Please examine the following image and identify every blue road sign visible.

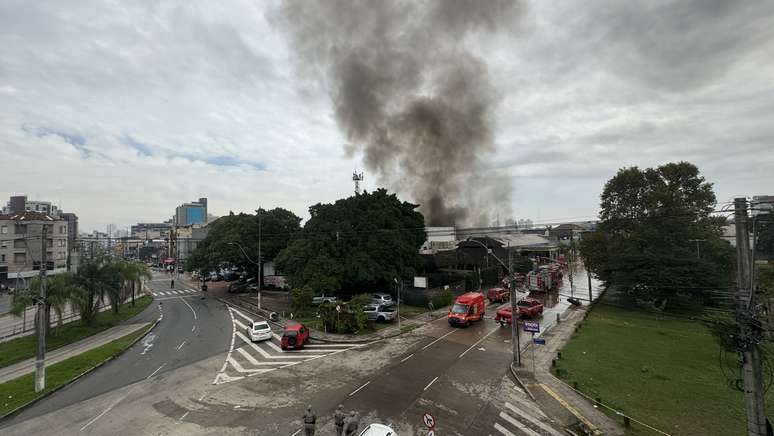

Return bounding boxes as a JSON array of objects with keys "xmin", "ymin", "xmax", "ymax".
[
  {"xmin": 523, "ymin": 321, "xmax": 540, "ymax": 333},
  {"xmin": 533, "ymin": 338, "xmax": 546, "ymax": 345}
]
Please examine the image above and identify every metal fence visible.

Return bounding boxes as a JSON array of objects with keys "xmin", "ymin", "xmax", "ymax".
[{"xmin": 0, "ymin": 299, "xmax": 112, "ymax": 342}]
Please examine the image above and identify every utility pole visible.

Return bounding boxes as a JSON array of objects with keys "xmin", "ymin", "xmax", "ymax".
[
  {"xmin": 35, "ymin": 224, "xmax": 48, "ymax": 393},
  {"xmin": 688, "ymin": 239, "xmax": 707, "ymax": 259},
  {"xmin": 509, "ymin": 242, "xmax": 521, "ymax": 366},
  {"xmin": 258, "ymin": 208, "xmax": 262, "ymax": 292},
  {"xmin": 734, "ymin": 197, "xmax": 768, "ymax": 436}
]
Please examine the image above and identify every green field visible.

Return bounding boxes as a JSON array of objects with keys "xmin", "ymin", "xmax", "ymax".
[
  {"xmin": 0, "ymin": 295, "xmax": 152, "ymax": 369},
  {"xmin": 553, "ymin": 303, "xmax": 774, "ymax": 436},
  {"xmin": 0, "ymin": 324, "xmax": 149, "ymax": 417}
]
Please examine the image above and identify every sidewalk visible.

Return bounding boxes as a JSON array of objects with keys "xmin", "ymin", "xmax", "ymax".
[
  {"xmin": 0, "ymin": 322, "xmax": 148, "ymax": 384},
  {"xmin": 512, "ymin": 307, "xmax": 624, "ymax": 436}
]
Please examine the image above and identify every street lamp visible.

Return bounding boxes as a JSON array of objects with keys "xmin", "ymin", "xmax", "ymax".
[
  {"xmin": 465, "ymin": 237, "xmax": 520, "ymax": 366},
  {"xmin": 393, "ymin": 277, "xmax": 401, "ymax": 331},
  {"xmin": 228, "ymin": 241, "xmax": 262, "ymax": 310}
]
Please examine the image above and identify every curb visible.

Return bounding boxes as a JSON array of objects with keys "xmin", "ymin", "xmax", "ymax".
[
  {"xmin": 509, "ymin": 362, "xmax": 537, "ymax": 402},
  {"xmin": 0, "ymin": 318, "xmax": 160, "ymax": 422}
]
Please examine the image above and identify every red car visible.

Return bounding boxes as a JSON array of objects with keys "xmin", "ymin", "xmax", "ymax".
[
  {"xmin": 494, "ymin": 298, "xmax": 544, "ymax": 326},
  {"xmin": 486, "ymin": 287, "xmax": 510, "ymax": 303},
  {"xmin": 281, "ymin": 323, "xmax": 310, "ymax": 350}
]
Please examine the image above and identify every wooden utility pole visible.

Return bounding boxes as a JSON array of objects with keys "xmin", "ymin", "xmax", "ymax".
[
  {"xmin": 734, "ymin": 197, "xmax": 768, "ymax": 436},
  {"xmin": 34, "ymin": 224, "xmax": 48, "ymax": 393}
]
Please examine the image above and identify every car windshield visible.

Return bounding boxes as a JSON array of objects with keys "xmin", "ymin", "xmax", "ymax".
[
  {"xmin": 283, "ymin": 331, "xmax": 298, "ymax": 337},
  {"xmin": 517, "ymin": 301, "xmax": 532, "ymax": 307},
  {"xmin": 451, "ymin": 303, "xmax": 468, "ymax": 314},
  {"xmin": 253, "ymin": 323, "xmax": 269, "ymax": 331}
]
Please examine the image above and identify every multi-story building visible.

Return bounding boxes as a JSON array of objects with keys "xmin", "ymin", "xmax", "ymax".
[
  {"xmin": 0, "ymin": 212, "xmax": 68, "ymax": 285},
  {"xmin": 2, "ymin": 195, "xmax": 63, "ymax": 218},
  {"xmin": 130, "ymin": 222, "xmax": 173, "ymax": 240},
  {"xmin": 174, "ymin": 198, "xmax": 207, "ymax": 226}
]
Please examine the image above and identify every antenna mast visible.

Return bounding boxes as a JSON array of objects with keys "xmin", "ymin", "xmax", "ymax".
[{"xmin": 352, "ymin": 171, "xmax": 364, "ymax": 195}]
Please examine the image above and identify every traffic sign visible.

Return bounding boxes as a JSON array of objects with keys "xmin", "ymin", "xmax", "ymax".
[
  {"xmin": 427, "ymin": 430, "xmax": 435, "ymax": 436},
  {"xmin": 533, "ymin": 338, "xmax": 546, "ymax": 345},
  {"xmin": 422, "ymin": 412, "xmax": 435, "ymax": 428},
  {"xmin": 523, "ymin": 321, "xmax": 540, "ymax": 333},
  {"xmin": 336, "ymin": 305, "xmax": 341, "ymax": 313}
]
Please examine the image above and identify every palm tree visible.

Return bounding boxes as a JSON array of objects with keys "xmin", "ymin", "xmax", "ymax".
[
  {"xmin": 10, "ymin": 273, "xmax": 77, "ymax": 336},
  {"xmin": 73, "ymin": 256, "xmax": 120, "ymax": 324},
  {"xmin": 117, "ymin": 260, "xmax": 151, "ymax": 308}
]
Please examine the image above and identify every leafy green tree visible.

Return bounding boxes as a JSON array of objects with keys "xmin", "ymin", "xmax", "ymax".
[
  {"xmin": 580, "ymin": 162, "xmax": 734, "ymax": 309},
  {"xmin": 275, "ymin": 189, "xmax": 426, "ymax": 294},
  {"xmin": 186, "ymin": 208, "xmax": 301, "ymax": 284},
  {"xmin": 117, "ymin": 260, "xmax": 151, "ymax": 308},
  {"xmin": 290, "ymin": 286, "xmax": 314, "ymax": 315}
]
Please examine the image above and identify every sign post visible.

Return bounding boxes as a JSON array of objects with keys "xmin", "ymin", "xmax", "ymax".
[
  {"xmin": 522, "ymin": 322, "xmax": 541, "ymax": 374},
  {"xmin": 422, "ymin": 412, "xmax": 435, "ymax": 430}
]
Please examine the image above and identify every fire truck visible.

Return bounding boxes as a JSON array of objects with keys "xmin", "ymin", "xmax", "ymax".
[{"xmin": 526, "ymin": 264, "xmax": 563, "ymax": 292}]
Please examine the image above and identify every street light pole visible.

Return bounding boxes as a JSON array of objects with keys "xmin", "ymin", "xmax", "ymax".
[
  {"xmin": 228, "ymin": 241, "xmax": 262, "ymax": 310},
  {"xmin": 35, "ymin": 224, "xmax": 48, "ymax": 392}
]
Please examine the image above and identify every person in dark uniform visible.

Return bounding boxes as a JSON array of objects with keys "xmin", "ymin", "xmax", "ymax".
[
  {"xmin": 334, "ymin": 404, "xmax": 346, "ymax": 436},
  {"xmin": 170, "ymin": 278, "xmax": 174, "ymax": 288},
  {"xmin": 303, "ymin": 405, "xmax": 316, "ymax": 436},
  {"xmin": 344, "ymin": 411, "xmax": 359, "ymax": 436}
]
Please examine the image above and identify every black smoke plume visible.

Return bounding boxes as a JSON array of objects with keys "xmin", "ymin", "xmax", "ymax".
[{"xmin": 272, "ymin": 0, "xmax": 522, "ymax": 226}]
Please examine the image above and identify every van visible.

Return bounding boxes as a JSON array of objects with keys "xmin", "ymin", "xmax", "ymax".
[{"xmin": 448, "ymin": 292, "xmax": 486, "ymax": 327}]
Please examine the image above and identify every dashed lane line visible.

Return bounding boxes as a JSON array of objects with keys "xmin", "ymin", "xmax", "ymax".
[
  {"xmin": 423, "ymin": 376, "xmax": 439, "ymax": 391},
  {"xmin": 421, "ymin": 329, "xmax": 458, "ymax": 350},
  {"xmin": 458, "ymin": 326, "xmax": 500, "ymax": 358},
  {"xmin": 348, "ymin": 381, "xmax": 370, "ymax": 397},
  {"xmin": 400, "ymin": 353, "xmax": 414, "ymax": 363},
  {"xmin": 176, "ymin": 340, "xmax": 187, "ymax": 351},
  {"xmin": 179, "ymin": 296, "xmax": 198, "ymax": 320}
]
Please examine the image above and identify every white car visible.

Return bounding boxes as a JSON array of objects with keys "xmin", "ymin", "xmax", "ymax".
[
  {"xmin": 359, "ymin": 423, "xmax": 398, "ymax": 436},
  {"xmin": 247, "ymin": 321, "xmax": 272, "ymax": 342}
]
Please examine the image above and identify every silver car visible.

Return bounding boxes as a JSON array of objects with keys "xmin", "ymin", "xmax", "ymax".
[
  {"xmin": 371, "ymin": 293, "xmax": 394, "ymax": 306},
  {"xmin": 363, "ymin": 304, "xmax": 397, "ymax": 322}
]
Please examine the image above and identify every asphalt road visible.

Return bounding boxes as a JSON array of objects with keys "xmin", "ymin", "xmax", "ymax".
[
  {"xmin": 0, "ymin": 294, "xmax": 11, "ymax": 315},
  {"xmin": 0, "ymin": 273, "xmax": 231, "ymax": 431}
]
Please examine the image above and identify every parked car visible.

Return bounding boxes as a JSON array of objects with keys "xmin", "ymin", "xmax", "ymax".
[
  {"xmin": 228, "ymin": 276, "xmax": 256, "ymax": 293},
  {"xmin": 359, "ymin": 423, "xmax": 398, "ymax": 436},
  {"xmin": 363, "ymin": 304, "xmax": 397, "ymax": 322},
  {"xmin": 312, "ymin": 295, "xmax": 338, "ymax": 305},
  {"xmin": 246, "ymin": 320, "xmax": 272, "ymax": 342},
  {"xmin": 494, "ymin": 306, "xmax": 513, "ymax": 326},
  {"xmin": 281, "ymin": 323, "xmax": 310, "ymax": 350},
  {"xmin": 486, "ymin": 287, "xmax": 510, "ymax": 303},
  {"xmin": 448, "ymin": 292, "xmax": 486, "ymax": 327},
  {"xmin": 371, "ymin": 293, "xmax": 395, "ymax": 306}
]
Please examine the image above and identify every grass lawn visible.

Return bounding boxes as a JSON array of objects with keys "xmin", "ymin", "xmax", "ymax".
[
  {"xmin": 398, "ymin": 304, "xmax": 430, "ymax": 319},
  {"xmin": 0, "ymin": 295, "xmax": 152, "ymax": 369},
  {"xmin": 553, "ymin": 303, "xmax": 774, "ymax": 436},
  {"xmin": 0, "ymin": 324, "xmax": 149, "ymax": 417}
]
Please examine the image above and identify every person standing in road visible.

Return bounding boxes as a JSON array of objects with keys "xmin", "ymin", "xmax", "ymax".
[
  {"xmin": 334, "ymin": 404, "xmax": 346, "ymax": 436},
  {"xmin": 344, "ymin": 410, "xmax": 359, "ymax": 436},
  {"xmin": 170, "ymin": 278, "xmax": 174, "ymax": 289},
  {"xmin": 303, "ymin": 405, "xmax": 317, "ymax": 436}
]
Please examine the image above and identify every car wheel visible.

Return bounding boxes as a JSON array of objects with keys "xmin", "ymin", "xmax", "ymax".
[
  {"xmin": 499, "ymin": 321, "xmax": 505, "ymax": 327},
  {"xmin": 377, "ymin": 316, "xmax": 385, "ymax": 323}
]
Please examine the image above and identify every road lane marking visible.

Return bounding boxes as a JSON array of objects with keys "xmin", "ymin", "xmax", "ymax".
[
  {"xmin": 231, "ymin": 308, "xmax": 254, "ymax": 324},
  {"xmin": 348, "ymin": 381, "xmax": 370, "ymax": 397},
  {"xmin": 304, "ymin": 343, "xmax": 355, "ymax": 348},
  {"xmin": 147, "ymin": 363, "xmax": 167, "ymax": 379},
  {"xmin": 179, "ymin": 296, "xmax": 198, "ymax": 320},
  {"xmin": 176, "ymin": 340, "xmax": 187, "ymax": 351},
  {"xmin": 494, "ymin": 422, "xmax": 517, "ymax": 436},
  {"xmin": 236, "ymin": 333, "xmax": 321, "ymax": 358},
  {"xmin": 214, "ymin": 308, "xmax": 238, "ymax": 384},
  {"xmin": 538, "ymin": 383, "xmax": 599, "ymax": 432},
  {"xmin": 191, "ymin": 325, "xmax": 196, "ymax": 332},
  {"xmin": 234, "ymin": 319, "xmax": 248, "ymax": 331},
  {"xmin": 421, "ymin": 329, "xmax": 457, "ymax": 350},
  {"xmin": 291, "ymin": 430, "xmax": 302, "ymax": 436},
  {"xmin": 178, "ymin": 411, "xmax": 190, "ymax": 422},
  {"xmin": 499, "ymin": 411, "xmax": 540, "ymax": 436},
  {"xmin": 235, "ymin": 347, "xmax": 296, "ymax": 366},
  {"xmin": 79, "ymin": 385, "xmax": 139, "ymax": 431},
  {"xmin": 504, "ymin": 402, "xmax": 563, "ymax": 436},
  {"xmin": 458, "ymin": 326, "xmax": 500, "ymax": 358},
  {"xmin": 423, "ymin": 376, "xmax": 439, "ymax": 391},
  {"xmin": 400, "ymin": 353, "xmax": 414, "ymax": 363},
  {"xmin": 227, "ymin": 356, "xmax": 274, "ymax": 373}
]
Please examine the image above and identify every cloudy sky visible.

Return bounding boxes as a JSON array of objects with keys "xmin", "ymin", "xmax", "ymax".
[{"xmin": 1, "ymin": 0, "xmax": 773, "ymax": 233}]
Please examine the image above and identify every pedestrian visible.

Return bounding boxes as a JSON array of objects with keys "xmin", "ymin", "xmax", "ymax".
[
  {"xmin": 344, "ymin": 411, "xmax": 359, "ymax": 436},
  {"xmin": 303, "ymin": 404, "xmax": 316, "ymax": 436},
  {"xmin": 170, "ymin": 278, "xmax": 174, "ymax": 289},
  {"xmin": 334, "ymin": 404, "xmax": 346, "ymax": 436}
]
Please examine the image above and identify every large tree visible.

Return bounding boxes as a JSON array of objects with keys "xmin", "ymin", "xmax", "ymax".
[
  {"xmin": 580, "ymin": 162, "xmax": 734, "ymax": 309},
  {"xmin": 275, "ymin": 189, "xmax": 426, "ymax": 294},
  {"xmin": 186, "ymin": 208, "xmax": 302, "ymax": 283}
]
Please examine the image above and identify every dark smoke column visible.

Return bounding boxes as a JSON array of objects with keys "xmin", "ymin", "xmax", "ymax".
[{"xmin": 272, "ymin": 0, "xmax": 522, "ymax": 226}]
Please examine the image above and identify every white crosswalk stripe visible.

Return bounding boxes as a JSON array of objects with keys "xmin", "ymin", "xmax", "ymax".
[
  {"xmin": 490, "ymin": 379, "xmax": 565, "ymax": 436},
  {"xmin": 215, "ymin": 306, "xmax": 368, "ymax": 383}
]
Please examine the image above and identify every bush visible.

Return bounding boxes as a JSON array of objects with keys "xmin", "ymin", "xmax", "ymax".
[
  {"xmin": 318, "ymin": 294, "xmax": 369, "ymax": 333},
  {"xmin": 431, "ymin": 290, "xmax": 454, "ymax": 308},
  {"xmin": 290, "ymin": 287, "xmax": 314, "ymax": 315}
]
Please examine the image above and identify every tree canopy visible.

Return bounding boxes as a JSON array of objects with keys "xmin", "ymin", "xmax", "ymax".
[
  {"xmin": 275, "ymin": 189, "xmax": 426, "ymax": 294},
  {"xmin": 186, "ymin": 207, "xmax": 301, "ymax": 274},
  {"xmin": 580, "ymin": 162, "xmax": 734, "ymax": 308}
]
